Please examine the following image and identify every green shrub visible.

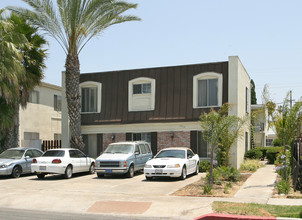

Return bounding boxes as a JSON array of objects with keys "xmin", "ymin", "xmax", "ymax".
[
  {"xmin": 199, "ymin": 160, "xmax": 210, "ymax": 172},
  {"xmin": 203, "ymin": 184, "xmax": 213, "ymax": 195},
  {"xmin": 273, "ymin": 138, "xmax": 281, "ymax": 146},
  {"xmin": 207, "ymin": 166, "xmax": 241, "ymax": 183},
  {"xmin": 244, "ymin": 148, "xmax": 262, "ymax": 160},
  {"xmin": 276, "ymin": 179, "xmax": 290, "ymax": 194},
  {"xmin": 255, "ymin": 147, "xmax": 267, "ymax": 160},
  {"xmin": 240, "ymin": 159, "xmax": 262, "ymax": 172},
  {"xmin": 266, "ymin": 147, "xmax": 282, "ymax": 164}
]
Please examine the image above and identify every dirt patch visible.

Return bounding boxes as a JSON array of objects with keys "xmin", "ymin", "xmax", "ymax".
[{"xmin": 172, "ymin": 173, "xmax": 251, "ymax": 197}]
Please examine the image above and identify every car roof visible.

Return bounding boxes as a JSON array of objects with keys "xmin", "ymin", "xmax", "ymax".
[
  {"xmin": 8, "ymin": 147, "xmax": 41, "ymax": 151},
  {"xmin": 45, "ymin": 148, "xmax": 79, "ymax": 151},
  {"xmin": 160, "ymin": 147, "xmax": 190, "ymax": 151},
  {"xmin": 109, "ymin": 141, "xmax": 149, "ymax": 145}
]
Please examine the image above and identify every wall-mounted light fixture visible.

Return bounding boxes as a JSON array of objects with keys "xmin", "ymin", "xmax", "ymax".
[
  {"xmin": 112, "ymin": 133, "xmax": 115, "ymax": 141},
  {"xmin": 170, "ymin": 131, "xmax": 174, "ymax": 139}
]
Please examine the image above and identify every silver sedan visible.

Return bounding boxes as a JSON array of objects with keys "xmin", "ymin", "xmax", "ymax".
[{"xmin": 0, "ymin": 148, "xmax": 43, "ymax": 178}]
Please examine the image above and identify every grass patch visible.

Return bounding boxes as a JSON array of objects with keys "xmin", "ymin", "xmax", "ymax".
[{"xmin": 212, "ymin": 201, "xmax": 302, "ymax": 218}]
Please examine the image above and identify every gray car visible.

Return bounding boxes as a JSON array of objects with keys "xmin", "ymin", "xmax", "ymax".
[
  {"xmin": 95, "ymin": 141, "xmax": 153, "ymax": 178},
  {"xmin": 0, "ymin": 148, "xmax": 43, "ymax": 178}
]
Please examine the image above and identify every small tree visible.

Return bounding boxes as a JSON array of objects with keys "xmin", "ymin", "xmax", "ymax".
[
  {"xmin": 219, "ymin": 114, "xmax": 248, "ymax": 167},
  {"xmin": 200, "ymin": 104, "xmax": 243, "ymax": 185},
  {"xmin": 272, "ymin": 93, "xmax": 302, "ymax": 180}
]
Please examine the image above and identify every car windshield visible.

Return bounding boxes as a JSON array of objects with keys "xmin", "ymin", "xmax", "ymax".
[
  {"xmin": 155, "ymin": 150, "xmax": 185, "ymax": 159},
  {"xmin": 0, "ymin": 149, "xmax": 25, "ymax": 159},
  {"xmin": 104, "ymin": 144, "xmax": 134, "ymax": 154},
  {"xmin": 42, "ymin": 150, "xmax": 65, "ymax": 157}
]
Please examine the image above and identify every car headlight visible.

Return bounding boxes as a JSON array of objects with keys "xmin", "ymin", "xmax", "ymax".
[
  {"xmin": 167, "ymin": 164, "xmax": 180, "ymax": 168},
  {"xmin": 0, "ymin": 164, "xmax": 8, "ymax": 168},
  {"xmin": 144, "ymin": 164, "xmax": 152, "ymax": 168}
]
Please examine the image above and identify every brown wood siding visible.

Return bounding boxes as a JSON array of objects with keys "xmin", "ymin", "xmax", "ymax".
[{"xmin": 80, "ymin": 61, "xmax": 229, "ymax": 125}]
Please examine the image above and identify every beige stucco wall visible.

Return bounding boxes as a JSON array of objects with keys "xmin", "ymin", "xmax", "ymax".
[
  {"xmin": 228, "ymin": 56, "xmax": 251, "ymax": 169},
  {"xmin": 19, "ymin": 82, "xmax": 62, "ymax": 148}
]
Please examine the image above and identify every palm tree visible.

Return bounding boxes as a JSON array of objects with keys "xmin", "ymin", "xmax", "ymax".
[
  {"xmin": 10, "ymin": 0, "xmax": 140, "ymax": 151},
  {"xmin": 1, "ymin": 13, "xmax": 47, "ymax": 150},
  {"xmin": 0, "ymin": 10, "xmax": 26, "ymax": 144}
]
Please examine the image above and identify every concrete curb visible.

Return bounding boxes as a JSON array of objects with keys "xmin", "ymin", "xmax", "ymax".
[
  {"xmin": 195, "ymin": 214, "xmax": 302, "ymax": 220},
  {"xmin": 195, "ymin": 213, "xmax": 276, "ymax": 219}
]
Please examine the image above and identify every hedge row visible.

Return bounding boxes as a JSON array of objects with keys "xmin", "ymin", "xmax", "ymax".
[{"xmin": 244, "ymin": 146, "xmax": 283, "ymax": 164}]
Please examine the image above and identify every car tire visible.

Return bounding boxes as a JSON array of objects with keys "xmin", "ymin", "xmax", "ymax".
[
  {"xmin": 180, "ymin": 166, "xmax": 187, "ymax": 180},
  {"xmin": 145, "ymin": 176, "xmax": 152, "ymax": 181},
  {"xmin": 97, "ymin": 172, "xmax": 104, "ymax": 178},
  {"xmin": 11, "ymin": 166, "xmax": 22, "ymax": 178},
  {"xmin": 194, "ymin": 163, "xmax": 199, "ymax": 175},
  {"xmin": 126, "ymin": 165, "xmax": 134, "ymax": 178},
  {"xmin": 88, "ymin": 163, "xmax": 95, "ymax": 174},
  {"xmin": 64, "ymin": 165, "xmax": 73, "ymax": 179},
  {"xmin": 37, "ymin": 174, "xmax": 45, "ymax": 179}
]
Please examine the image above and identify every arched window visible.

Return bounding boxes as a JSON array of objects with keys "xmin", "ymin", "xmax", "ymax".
[
  {"xmin": 80, "ymin": 81, "xmax": 102, "ymax": 113},
  {"xmin": 193, "ymin": 72, "xmax": 222, "ymax": 108},
  {"xmin": 128, "ymin": 77, "xmax": 155, "ymax": 111}
]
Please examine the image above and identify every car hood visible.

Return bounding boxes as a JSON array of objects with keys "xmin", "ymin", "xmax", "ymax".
[
  {"xmin": 96, "ymin": 153, "xmax": 131, "ymax": 161},
  {"xmin": 146, "ymin": 158, "xmax": 185, "ymax": 166},
  {"xmin": 0, "ymin": 158, "xmax": 16, "ymax": 165}
]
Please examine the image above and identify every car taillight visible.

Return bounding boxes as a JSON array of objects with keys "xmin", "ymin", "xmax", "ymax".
[
  {"xmin": 32, "ymin": 159, "xmax": 37, "ymax": 163},
  {"xmin": 52, "ymin": 159, "xmax": 61, "ymax": 164}
]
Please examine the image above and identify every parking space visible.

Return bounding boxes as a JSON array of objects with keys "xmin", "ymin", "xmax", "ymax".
[{"xmin": 0, "ymin": 174, "xmax": 203, "ymax": 216}]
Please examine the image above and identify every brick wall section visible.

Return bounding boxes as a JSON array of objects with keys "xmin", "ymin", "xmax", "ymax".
[
  {"xmin": 103, "ymin": 133, "xmax": 126, "ymax": 150},
  {"xmin": 157, "ymin": 131, "xmax": 191, "ymax": 151}
]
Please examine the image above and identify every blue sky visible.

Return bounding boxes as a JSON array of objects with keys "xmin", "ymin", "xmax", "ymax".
[{"xmin": 1, "ymin": 0, "xmax": 302, "ymax": 104}]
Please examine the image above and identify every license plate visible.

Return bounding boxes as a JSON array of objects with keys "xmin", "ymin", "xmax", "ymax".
[
  {"xmin": 39, "ymin": 166, "xmax": 46, "ymax": 171},
  {"xmin": 155, "ymin": 169, "xmax": 163, "ymax": 174},
  {"xmin": 106, "ymin": 169, "xmax": 112, "ymax": 173}
]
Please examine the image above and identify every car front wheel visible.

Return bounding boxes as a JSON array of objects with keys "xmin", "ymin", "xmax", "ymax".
[
  {"xmin": 11, "ymin": 166, "xmax": 22, "ymax": 178},
  {"xmin": 180, "ymin": 166, "xmax": 187, "ymax": 180},
  {"xmin": 64, "ymin": 165, "xmax": 73, "ymax": 179},
  {"xmin": 127, "ymin": 165, "xmax": 134, "ymax": 178},
  {"xmin": 37, "ymin": 174, "xmax": 45, "ymax": 179}
]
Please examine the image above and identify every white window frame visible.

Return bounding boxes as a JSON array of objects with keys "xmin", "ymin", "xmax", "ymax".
[
  {"xmin": 193, "ymin": 72, "xmax": 223, "ymax": 108},
  {"xmin": 79, "ymin": 81, "xmax": 102, "ymax": 114},
  {"xmin": 128, "ymin": 77, "xmax": 155, "ymax": 112}
]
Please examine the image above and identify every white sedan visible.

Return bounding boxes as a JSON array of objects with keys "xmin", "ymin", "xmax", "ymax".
[
  {"xmin": 144, "ymin": 148, "xmax": 199, "ymax": 180},
  {"xmin": 31, "ymin": 148, "xmax": 95, "ymax": 179}
]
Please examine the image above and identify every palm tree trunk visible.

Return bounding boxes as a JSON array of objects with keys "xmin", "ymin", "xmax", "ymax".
[
  {"xmin": 3, "ymin": 103, "xmax": 19, "ymax": 149},
  {"xmin": 65, "ymin": 50, "xmax": 85, "ymax": 151}
]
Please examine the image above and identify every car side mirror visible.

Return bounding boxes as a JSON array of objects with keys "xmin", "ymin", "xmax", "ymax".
[
  {"xmin": 25, "ymin": 156, "xmax": 30, "ymax": 160},
  {"xmin": 135, "ymin": 152, "xmax": 139, "ymax": 156}
]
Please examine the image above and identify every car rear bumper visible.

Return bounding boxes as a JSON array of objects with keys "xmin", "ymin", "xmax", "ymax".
[
  {"xmin": 31, "ymin": 164, "xmax": 66, "ymax": 175},
  {"xmin": 144, "ymin": 167, "xmax": 182, "ymax": 178}
]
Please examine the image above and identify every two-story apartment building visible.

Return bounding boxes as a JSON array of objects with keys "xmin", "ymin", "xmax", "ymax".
[
  {"xmin": 19, "ymin": 82, "xmax": 62, "ymax": 148},
  {"xmin": 62, "ymin": 56, "xmax": 251, "ymax": 168}
]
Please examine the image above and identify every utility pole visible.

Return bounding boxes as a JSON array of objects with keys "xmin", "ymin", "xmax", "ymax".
[{"xmin": 289, "ymin": 90, "xmax": 294, "ymax": 108}]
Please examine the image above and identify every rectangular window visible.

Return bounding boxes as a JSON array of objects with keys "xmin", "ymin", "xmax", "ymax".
[
  {"xmin": 54, "ymin": 95, "xmax": 62, "ymax": 111},
  {"xmin": 133, "ymin": 83, "xmax": 151, "ymax": 94},
  {"xmin": 24, "ymin": 132, "xmax": 40, "ymax": 140},
  {"xmin": 246, "ymin": 87, "xmax": 249, "ymax": 113},
  {"xmin": 198, "ymin": 79, "xmax": 218, "ymax": 107},
  {"xmin": 197, "ymin": 131, "xmax": 210, "ymax": 158},
  {"xmin": 54, "ymin": 133, "xmax": 62, "ymax": 141},
  {"xmin": 81, "ymin": 87, "xmax": 97, "ymax": 112},
  {"xmin": 245, "ymin": 132, "xmax": 249, "ymax": 152},
  {"xmin": 29, "ymin": 91, "xmax": 39, "ymax": 104},
  {"xmin": 132, "ymin": 133, "xmax": 151, "ymax": 145}
]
